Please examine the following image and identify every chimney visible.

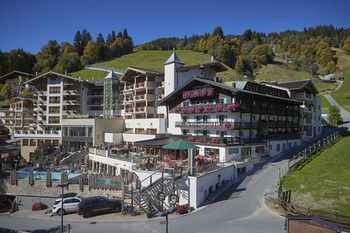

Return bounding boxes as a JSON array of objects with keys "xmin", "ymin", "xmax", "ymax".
[
  {"xmin": 211, "ymin": 56, "xmax": 215, "ymax": 62},
  {"xmin": 35, "ymin": 72, "xmax": 38, "ymax": 76}
]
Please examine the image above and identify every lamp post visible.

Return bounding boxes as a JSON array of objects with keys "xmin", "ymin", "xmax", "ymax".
[
  {"xmin": 159, "ymin": 206, "xmax": 176, "ymax": 233},
  {"xmin": 57, "ymin": 181, "xmax": 70, "ymax": 233}
]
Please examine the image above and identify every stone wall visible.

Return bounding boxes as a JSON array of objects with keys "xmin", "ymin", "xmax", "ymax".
[{"xmin": 0, "ymin": 179, "xmax": 122, "ymax": 199}]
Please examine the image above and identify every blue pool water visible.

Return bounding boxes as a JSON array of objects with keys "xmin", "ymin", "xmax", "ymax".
[{"xmin": 16, "ymin": 171, "xmax": 81, "ymax": 181}]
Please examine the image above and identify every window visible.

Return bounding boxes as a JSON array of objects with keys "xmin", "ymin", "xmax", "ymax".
[
  {"xmin": 276, "ymin": 144, "xmax": 280, "ymax": 152},
  {"xmin": 182, "ymin": 130, "xmax": 188, "ymax": 135},
  {"xmin": 255, "ymin": 146, "xmax": 265, "ymax": 154},
  {"xmin": 241, "ymin": 147, "xmax": 251, "ymax": 159},
  {"xmin": 52, "ymin": 140, "xmax": 59, "ymax": 147},
  {"xmin": 49, "ymin": 86, "xmax": 61, "ymax": 94},
  {"xmin": 228, "ymin": 148, "xmax": 239, "ymax": 154},
  {"xmin": 37, "ymin": 139, "xmax": 44, "ymax": 146},
  {"xmin": 30, "ymin": 139, "xmax": 36, "ymax": 147},
  {"xmin": 204, "ymin": 148, "xmax": 219, "ymax": 156},
  {"xmin": 49, "ymin": 106, "xmax": 60, "ymax": 114},
  {"xmin": 49, "ymin": 97, "xmax": 60, "ymax": 104},
  {"xmin": 49, "ymin": 116, "xmax": 60, "ymax": 124},
  {"xmin": 22, "ymin": 139, "xmax": 29, "ymax": 146}
]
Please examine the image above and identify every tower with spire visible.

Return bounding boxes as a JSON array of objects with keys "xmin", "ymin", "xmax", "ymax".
[{"xmin": 164, "ymin": 50, "xmax": 185, "ymax": 97}]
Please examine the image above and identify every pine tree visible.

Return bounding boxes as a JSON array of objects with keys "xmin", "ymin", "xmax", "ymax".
[
  {"xmin": 122, "ymin": 28, "xmax": 129, "ymax": 38},
  {"xmin": 73, "ymin": 30, "xmax": 82, "ymax": 55},
  {"xmin": 117, "ymin": 31, "xmax": 123, "ymax": 38},
  {"xmin": 106, "ymin": 33, "xmax": 113, "ymax": 46},
  {"xmin": 111, "ymin": 30, "xmax": 116, "ymax": 42},
  {"xmin": 81, "ymin": 29, "xmax": 92, "ymax": 52},
  {"xmin": 96, "ymin": 33, "xmax": 105, "ymax": 46}
]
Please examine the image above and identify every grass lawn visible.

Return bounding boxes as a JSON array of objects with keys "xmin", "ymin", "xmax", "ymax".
[
  {"xmin": 320, "ymin": 95, "xmax": 331, "ymax": 114},
  {"xmin": 255, "ymin": 64, "xmax": 313, "ymax": 82},
  {"xmin": 70, "ymin": 69, "xmax": 108, "ymax": 81},
  {"xmin": 71, "ymin": 50, "xmax": 243, "ymax": 82},
  {"xmin": 255, "ymin": 64, "xmax": 337, "ymax": 92},
  {"xmin": 331, "ymin": 49, "xmax": 350, "ymax": 112},
  {"xmin": 282, "ymin": 136, "xmax": 350, "ymax": 216}
]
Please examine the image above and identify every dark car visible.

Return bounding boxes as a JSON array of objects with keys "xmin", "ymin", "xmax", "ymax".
[{"xmin": 78, "ymin": 196, "xmax": 122, "ymax": 218}]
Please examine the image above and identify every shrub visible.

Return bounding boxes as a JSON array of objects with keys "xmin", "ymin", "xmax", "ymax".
[
  {"xmin": 176, "ymin": 204, "xmax": 189, "ymax": 215},
  {"xmin": 32, "ymin": 202, "xmax": 48, "ymax": 211}
]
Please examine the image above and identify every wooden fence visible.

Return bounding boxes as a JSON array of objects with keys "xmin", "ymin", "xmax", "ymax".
[
  {"xmin": 288, "ymin": 131, "xmax": 341, "ymax": 169},
  {"xmin": 278, "ymin": 188, "xmax": 350, "ymax": 229}
]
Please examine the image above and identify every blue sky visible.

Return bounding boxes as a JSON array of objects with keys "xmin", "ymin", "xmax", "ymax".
[{"xmin": 0, "ymin": 0, "xmax": 349, "ymax": 53}]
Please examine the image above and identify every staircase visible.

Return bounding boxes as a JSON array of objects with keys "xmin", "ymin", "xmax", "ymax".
[
  {"xmin": 131, "ymin": 174, "xmax": 180, "ymax": 217},
  {"xmin": 132, "ymin": 190, "xmax": 159, "ymax": 217},
  {"xmin": 60, "ymin": 146, "xmax": 88, "ymax": 167}
]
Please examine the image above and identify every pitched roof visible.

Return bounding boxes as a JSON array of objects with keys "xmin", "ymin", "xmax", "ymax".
[
  {"xmin": 24, "ymin": 71, "xmax": 90, "ymax": 84},
  {"xmin": 273, "ymin": 80, "xmax": 318, "ymax": 93},
  {"xmin": 120, "ymin": 66, "xmax": 161, "ymax": 80},
  {"xmin": 164, "ymin": 52, "xmax": 185, "ymax": 65},
  {"xmin": 159, "ymin": 77, "xmax": 300, "ymax": 109},
  {"xmin": 104, "ymin": 71, "xmax": 118, "ymax": 79},
  {"xmin": 0, "ymin": 70, "xmax": 36, "ymax": 81}
]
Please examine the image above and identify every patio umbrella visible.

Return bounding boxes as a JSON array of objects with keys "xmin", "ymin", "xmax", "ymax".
[{"xmin": 162, "ymin": 139, "xmax": 197, "ymax": 150}]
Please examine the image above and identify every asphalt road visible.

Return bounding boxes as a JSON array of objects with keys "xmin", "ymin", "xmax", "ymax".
[
  {"xmin": 324, "ymin": 94, "xmax": 350, "ymax": 128},
  {"xmin": 0, "ymin": 159, "xmax": 288, "ymax": 233}
]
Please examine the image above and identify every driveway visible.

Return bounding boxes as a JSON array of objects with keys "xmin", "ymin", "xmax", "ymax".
[
  {"xmin": 324, "ymin": 94, "xmax": 350, "ymax": 128},
  {"xmin": 0, "ymin": 158, "xmax": 288, "ymax": 233}
]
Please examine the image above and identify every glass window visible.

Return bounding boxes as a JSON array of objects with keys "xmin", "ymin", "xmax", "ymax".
[
  {"xmin": 30, "ymin": 139, "xmax": 36, "ymax": 147},
  {"xmin": 276, "ymin": 144, "xmax": 280, "ymax": 152},
  {"xmin": 241, "ymin": 147, "xmax": 251, "ymax": 159},
  {"xmin": 49, "ymin": 86, "xmax": 61, "ymax": 94},
  {"xmin": 255, "ymin": 146, "xmax": 265, "ymax": 153},
  {"xmin": 49, "ymin": 116, "xmax": 60, "ymax": 124},
  {"xmin": 22, "ymin": 139, "xmax": 29, "ymax": 146},
  {"xmin": 204, "ymin": 148, "xmax": 219, "ymax": 156},
  {"xmin": 49, "ymin": 106, "xmax": 60, "ymax": 114},
  {"xmin": 49, "ymin": 97, "xmax": 60, "ymax": 104},
  {"xmin": 52, "ymin": 140, "xmax": 59, "ymax": 147},
  {"xmin": 228, "ymin": 148, "xmax": 239, "ymax": 154}
]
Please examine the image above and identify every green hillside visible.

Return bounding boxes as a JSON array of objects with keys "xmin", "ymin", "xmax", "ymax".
[
  {"xmin": 332, "ymin": 49, "xmax": 350, "ymax": 112},
  {"xmin": 255, "ymin": 64, "xmax": 337, "ymax": 92},
  {"xmin": 71, "ymin": 50, "xmax": 243, "ymax": 81},
  {"xmin": 282, "ymin": 136, "xmax": 350, "ymax": 216}
]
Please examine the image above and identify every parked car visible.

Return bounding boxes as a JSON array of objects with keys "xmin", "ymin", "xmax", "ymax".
[
  {"xmin": 52, "ymin": 197, "xmax": 81, "ymax": 215},
  {"xmin": 59, "ymin": 192, "xmax": 77, "ymax": 199},
  {"xmin": 77, "ymin": 196, "xmax": 122, "ymax": 218}
]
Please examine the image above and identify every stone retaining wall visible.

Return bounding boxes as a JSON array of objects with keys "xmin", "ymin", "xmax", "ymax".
[{"xmin": 0, "ymin": 179, "xmax": 122, "ymax": 199}]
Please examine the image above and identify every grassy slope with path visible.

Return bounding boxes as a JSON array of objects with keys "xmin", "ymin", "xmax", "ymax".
[
  {"xmin": 255, "ymin": 64, "xmax": 337, "ymax": 92},
  {"xmin": 282, "ymin": 136, "xmax": 350, "ymax": 216},
  {"xmin": 320, "ymin": 95, "xmax": 331, "ymax": 114},
  {"xmin": 331, "ymin": 48, "xmax": 350, "ymax": 112},
  {"xmin": 71, "ymin": 50, "xmax": 242, "ymax": 81}
]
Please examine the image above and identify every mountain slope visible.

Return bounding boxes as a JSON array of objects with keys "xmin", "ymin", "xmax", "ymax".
[
  {"xmin": 71, "ymin": 50, "xmax": 243, "ymax": 81},
  {"xmin": 331, "ymin": 49, "xmax": 350, "ymax": 112}
]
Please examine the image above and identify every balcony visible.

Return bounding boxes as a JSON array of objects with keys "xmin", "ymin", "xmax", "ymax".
[
  {"xmin": 175, "ymin": 103, "xmax": 240, "ymax": 114},
  {"xmin": 13, "ymin": 130, "xmax": 62, "ymax": 138},
  {"xmin": 64, "ymin": 90, "xmax": 79, "ymax": 95},
  {"xmin": 123, "ymin": 81, "xmax": 156, "ymax": 92},
  {"xmin": 185, "ymin": 135, "xmax": 241, "ymax": 146},
  {"xmin": 175, "ymin": 121, "xmax": 259, "ymax": 130}
]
